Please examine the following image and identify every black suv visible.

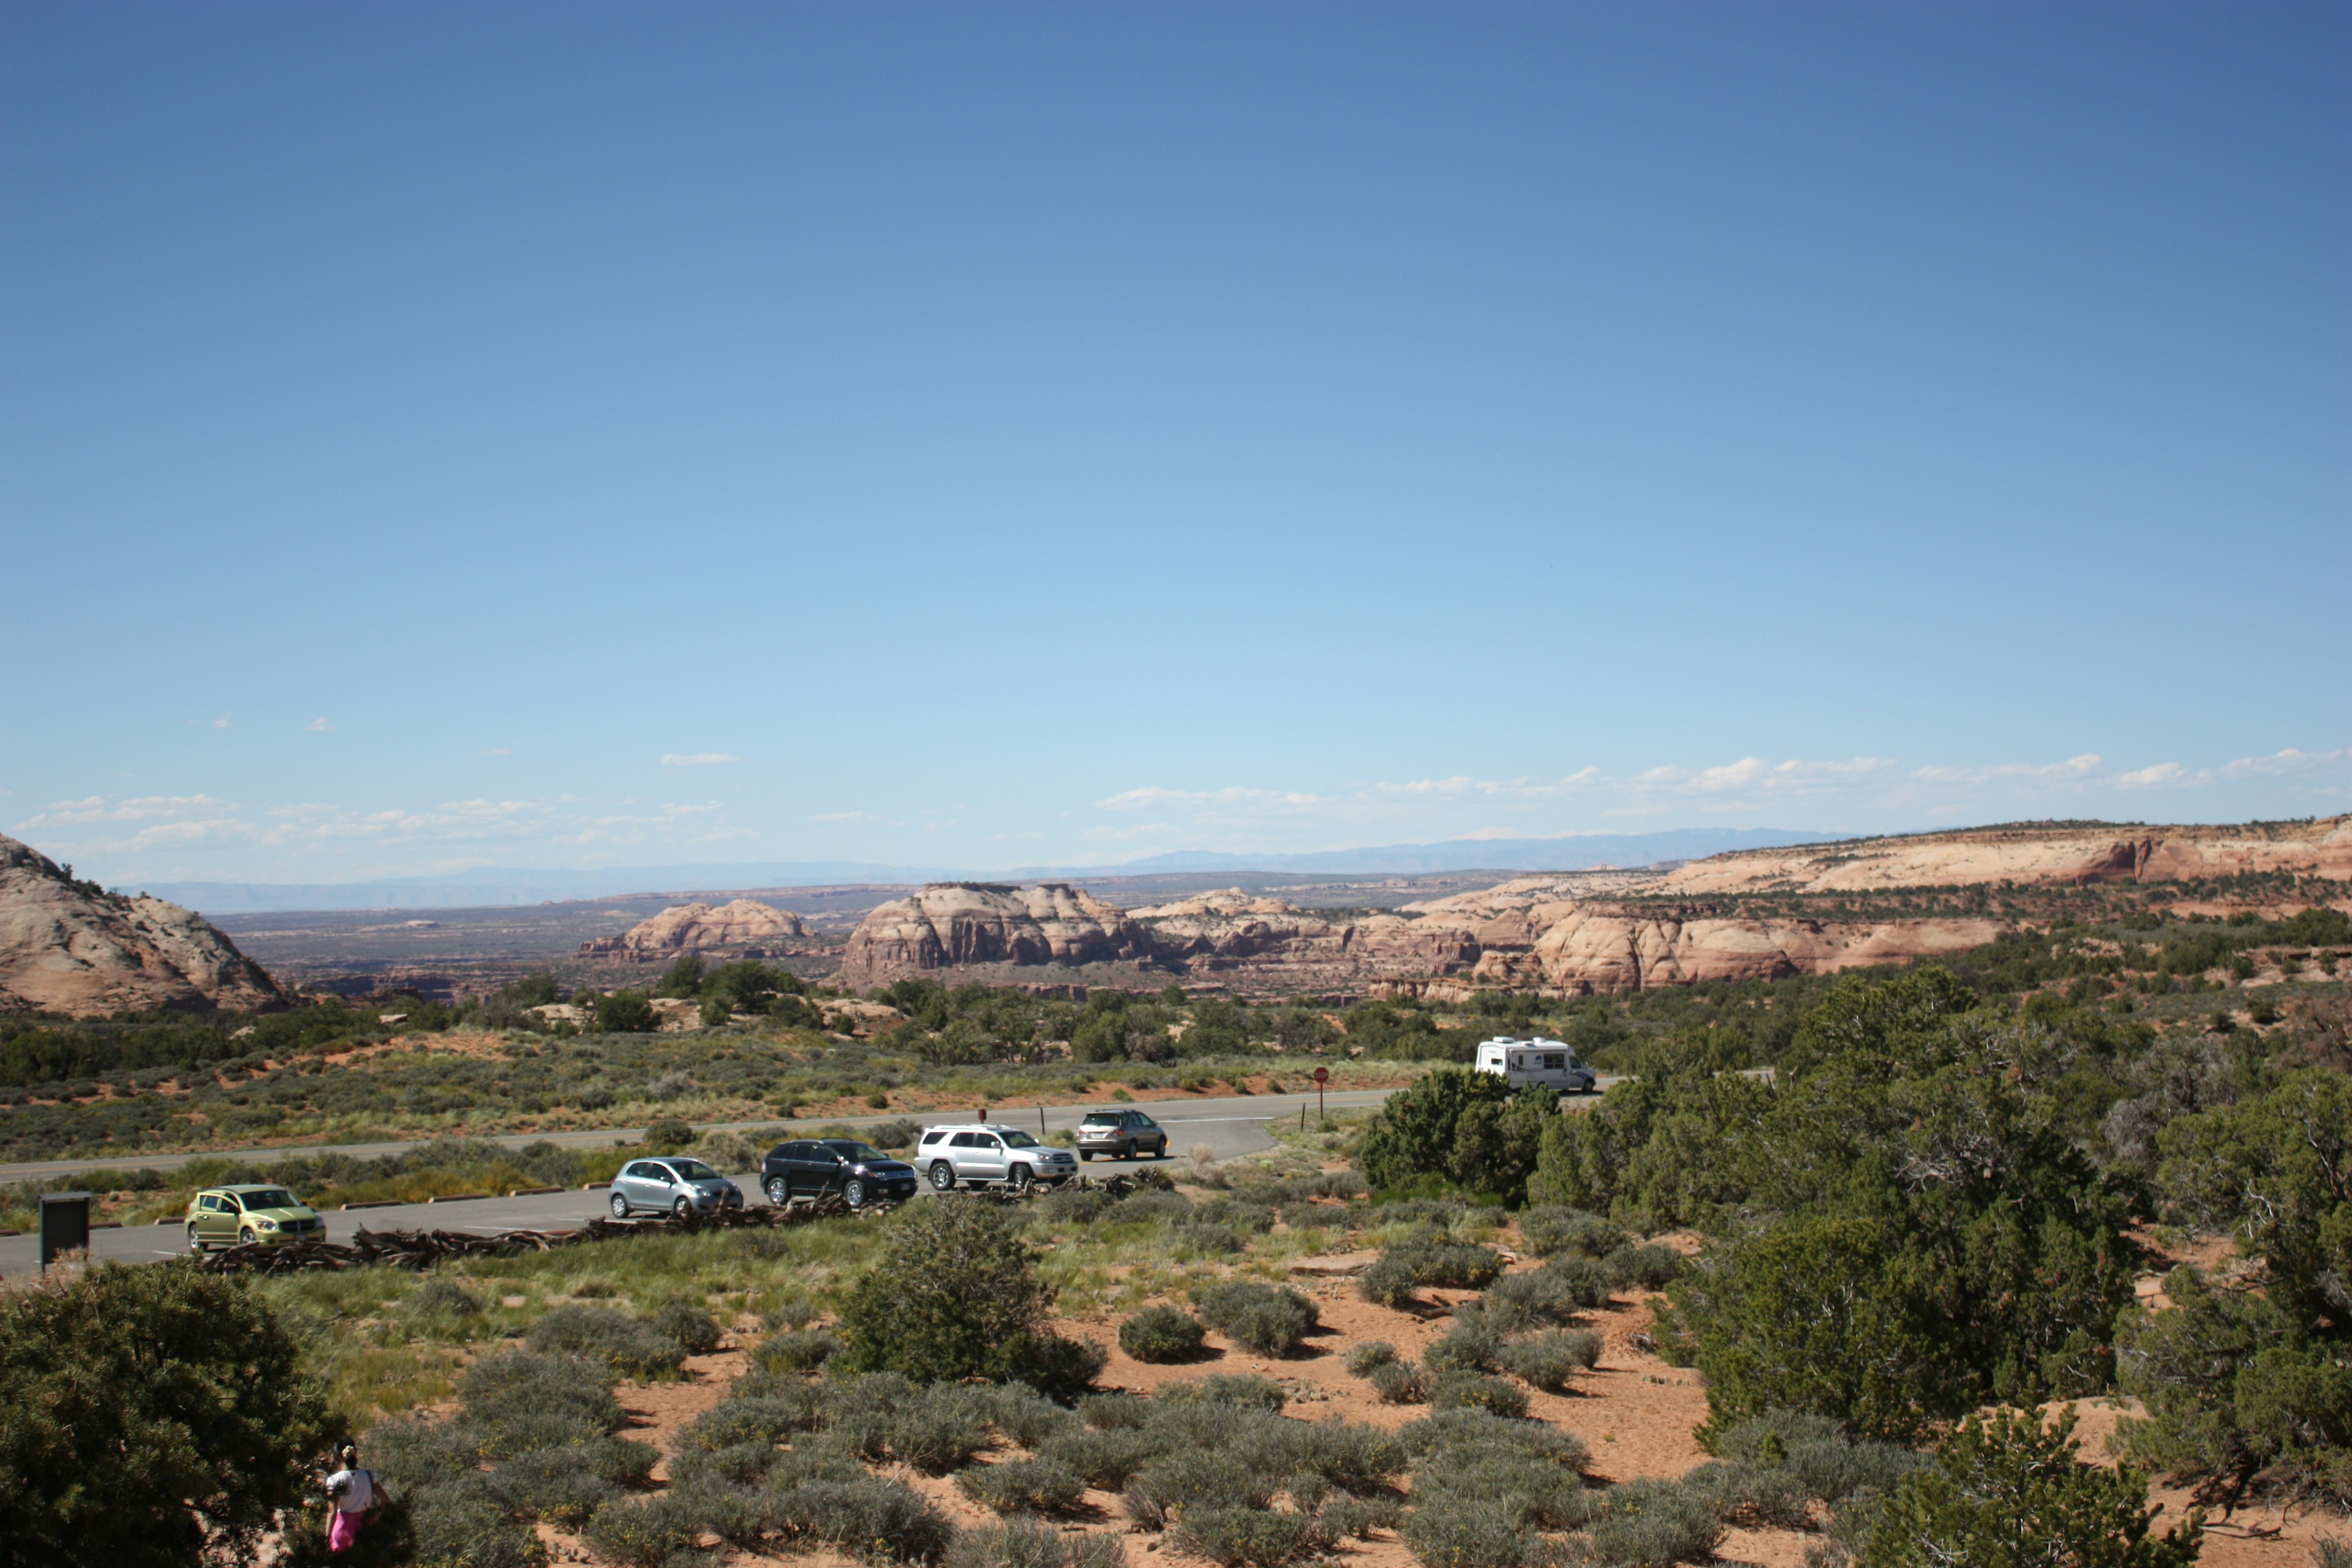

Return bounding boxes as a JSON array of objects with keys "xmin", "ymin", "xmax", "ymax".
[{"xmin": 761, "ymin": 1137, "xmax": 918, "ymax": 1209}]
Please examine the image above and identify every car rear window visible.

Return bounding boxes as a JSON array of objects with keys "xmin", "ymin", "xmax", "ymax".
[{"xmin": 1082, "ymin": 1112, "xmax": 1121, "ymax": 1125}]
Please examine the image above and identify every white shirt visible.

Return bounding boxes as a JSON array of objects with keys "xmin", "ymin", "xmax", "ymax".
[{"xmin": 326, "ymin": 1468, "xmax": 374, "ymax": 1513}]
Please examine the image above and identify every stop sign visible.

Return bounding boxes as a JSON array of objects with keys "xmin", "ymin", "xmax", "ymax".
[{"xmin": 1312, "ymin": 1066, "xmax": 1329, "ymax": 1084}]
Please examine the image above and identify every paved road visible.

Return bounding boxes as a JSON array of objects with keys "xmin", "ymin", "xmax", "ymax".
[{"xmin": 0, "ymin": 1087, "xmax": 1409, "ymax": 1278}]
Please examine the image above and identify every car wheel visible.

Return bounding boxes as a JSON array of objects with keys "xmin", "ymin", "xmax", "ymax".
[
  {"xmin": 239, "ymin": 1227, "xmax": 256, "ymax": 1246},
  {"xmin": 609, "ymin": 1191, "xmax": 631, "ymax": 1219},
  {"xmin": 672, "ymin": 1197, "xmax": 693, "ymax": 1221},
  {"xmin": 766, "ymin": 1177, "xmax": 789, "ymax": 1206},
  {"xmin": 929, "ymin": 1161, "xmax": 957, "ymax": 1192},
  {"xmin": 843, "ymin": 1177, "xmax": 868, "ymax": 1209},
  {"xmin": 1079, "ymin": 1150, "xmax": 1093, "ymax": 1162},
  {"xmin": 1008, "ymin": 1164, "xmax": 1033, "ymax": 1193},
  {"xmin": 1153, "ymin": 1140, "xmax": 1167, "ymax": 1159},
  {"xmin": 186, "ymin": 1224, "xmax": 205, "ymax": 1254}
]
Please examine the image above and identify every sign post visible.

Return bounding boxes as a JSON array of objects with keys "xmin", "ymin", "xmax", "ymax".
[{"xmin": 1312, "ymin": 1066, "xmax": 1329, "ymax": 1128}]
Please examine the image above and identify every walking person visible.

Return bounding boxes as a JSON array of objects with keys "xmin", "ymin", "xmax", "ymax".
[{"xmin": 322, "ymin": 1441, "xmax": 383, "ymax": 1554}]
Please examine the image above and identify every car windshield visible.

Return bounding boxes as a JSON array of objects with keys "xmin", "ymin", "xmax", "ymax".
[
  {"xmin": 822, "ymin": 1141, "xmax": 889, "ymax": 1163},
  {"xmin": 1000, "ymin": 1131, "xmax": 1041, "ymax": 1148},
  {"xmin": 665, "ymin": 1159, "xmax": 720, "ymax": 1181},
  {"xmin": 239, "ymin": 1189, "xmax": 300, "ymax": 1211},
  {"xmin": 1081, "ymin": 1112, "xmax": 1121, "ymax": 1125}
]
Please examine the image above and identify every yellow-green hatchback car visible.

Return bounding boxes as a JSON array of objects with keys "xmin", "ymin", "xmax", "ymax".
[{"xmin": 185, "ymin": 1184, "xmax": 326, "ymax": 1251}]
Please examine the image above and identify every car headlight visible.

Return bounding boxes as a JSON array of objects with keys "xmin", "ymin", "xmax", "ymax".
[{"xmin": 259, "ymin": 1219, "xmax": 277, "ymax": 1230}]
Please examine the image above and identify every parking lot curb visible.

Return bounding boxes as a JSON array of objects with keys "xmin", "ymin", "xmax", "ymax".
[
  {"xmin": 341, "ymin": 1200, "xmax": 400, "ymax": 1210},
  {"xmin": 428, "ymin": 1193, "xmax": 491, "ymax": 1204},
  {"xmin": 508, "ymin": 1186, "xmax": 564, "ymax": 1197}
]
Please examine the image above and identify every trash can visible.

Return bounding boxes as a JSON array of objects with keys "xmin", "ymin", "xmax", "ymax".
[{"xmin": 39, "ymin": 1191, "xmax": 92, "ymax": 1271}]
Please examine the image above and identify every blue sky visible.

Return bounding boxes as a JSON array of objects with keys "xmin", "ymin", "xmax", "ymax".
[{"xmin": 4, "ymin": 1, "xmax": 2346, "ymax": 886}]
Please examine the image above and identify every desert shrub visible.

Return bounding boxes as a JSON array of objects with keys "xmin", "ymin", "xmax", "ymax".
[
  {"xmin": 597, "ymin": 991, "xmax": 658, "ymax": 1034},
  {"xmin": 649, "ymin": 1300, "xmax": 723, "ymax": 1356},
  {"xmin": 1359, "ymin": 1068, "xmax": 1555, "ymax": 1202},
  {"xmin": 408, "ymin": 1276, "xmax": 487, "ymax": 1319},
  {"xmin": 1362, "ymin": 1241, "xmax": 1504, "ymax": 1307},
  {"xmin": 1602, "ymin": 1243, "xmax": 1684, "ymax": 1291},
  {"xmin": 1584, "ymin": 1478, "xmax": 1725, "ymax": 1567},
  {"xmin": 675, "ymin": 1389, "xmax": 826, "ymax": 1452},
  {"xmin": 1174, "ymin": 1504, "xmax": 1330, "ymax": 1568},
  {"xmin": 1357, "ymin": 1255, "xmax": 1420, "ymax": 1308},
  {"xmin": 1413, "ymin": 1442, "xmax": 1591, "ymax": 1531},
  {"xmin": 1123, "ymin": 1449, "xmax": 1278, "ymax": 1530},
  {"xmin": 888, "ymin": 1384, "xmax": 994, "ymax": 1472},
  {"xmin": 582, "ymin": 1491, "xmax": 714, "ymax": 1567},
  {"xmin": 458, "ymin": 1350, "xmax": 628, "ymax": 1454},
  {"xmin": 1482, "ymin": 1267, "xmax": 1597, "ymax": 1333},
  {"xmin": 1710, "ymin": 1410, "xmax": 1923, "ymax": 1504},
  {"xmin": 1037, "ymin": 1427, "xmax": 1161, "ymax": 1490},
  {"xmin": 838, "ymin": 1199, "xmax": 1102, "ymax": 1399},
  {"xmin": 982, "ymin": 1383, "xmax": 1079, "ymax": 1447},
  {"xmin": 1172, "ymin": 1222, "xmax": 1247, "ymax": 1256},
  {"xmin": 1423, "ymin": 1318, "xmax": 1501, "ymax": 1374},
  {"xmin": 1368, "ymin": 1361, "xmax": 1430, "ymax": 1404},
  {"xmin": 0, "ymin": 1262, "xmax": 327, "ymax": 1568},
  {"xmin": 1677, "ymin": 1459, "xmax": 1812, "ymax": 1529},
  {"xmin": 1120, "ymin": 1305, "xmax": 1208, "ymax": 1363},
  {"xmin": 775, "ymin": 1477, "xmax": 956, "ymax": 1563},
  {"xmin": 1162, "ymin": 1374, "xmax": 1287, "ymax": 1413},
  {"xmin": 1428, "ymin": 1369, "xmax": 1530, "ymax": 1419},
  {"xmin": 1285, "ymin": 1418, "xmax": 1407, "ymax": 1494},
  {"xmin": 1076, "ymin": 1392, "xmax": 1153, "ymax": 1430},
  {"xmin": 1861, "ymin": 1408, "xmax": 2201, "ymax": 1567},
  {"xmin": 526, "ymin": 1304, "xmax": 687, "ymax": 1378},
  {"xmin": 2313, "ymin": 1536, "xmax": 2352, "ymax": 1568},
  {"xmin": 948, "ymin": 1518, "xmax": 1081, "ymax": 1568},
  {"xmin": 1497, "ymin": 1329, "xmax": 1602, "ymax": 1392},
  {"xmin": 1399, "ymin": 1409, "xmax": 1589, "ymax": 1474},
  {"xmin": 756, "ymin": 1329, "xmax": 844, "ymax": 1371},
  {"xmin": 1344, "ymin": 1341, "xmax": 1398, "ymax": 1376},
  {"xmin": 1517, "ymin": 1206, "xmax": 1628, "ymax": 1259},
  {"xmin": 957, "ymin": 1458, "xmax": 1088, "ymax": 1515},
  {"xmin": 1401, "ymin": 1498, "xmax": 1564, "ymax": 1568},
  {"xmin": 483, "ymin": 1439, "xmax": 649, "ymax": 1525},
  {"xmin": 1194, "ymin": 1281, "xmax": 1319, "ymax": 1358}
]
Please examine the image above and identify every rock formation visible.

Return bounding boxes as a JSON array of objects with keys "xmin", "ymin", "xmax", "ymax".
[
  {"xmin": 0, "ymin": 833, "xmax": 284, "ymax": 1017},
  {"xmin": 578, "ymin": 899, "xmax": 808, "ymax": 958},
  {"xmin": 835, "ymin": 883, "xmax": 1153, "ymax": 990},
  {"xmin": 831, "ymin": 819, "xmax": 2351, "ymax": 997},
  {"xmin": 1651, "ymin": 816, "xmax": 2352, "ymax": 895}
]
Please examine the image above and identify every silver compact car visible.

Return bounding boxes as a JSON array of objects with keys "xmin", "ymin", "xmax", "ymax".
[
  {"xmin": 915, "ymin": 1124, "xmax": 1080, "ymax": 1192},
  {"xmin": 608, "ymin": 1156, "xmax": 744, "ymax": 1218}
]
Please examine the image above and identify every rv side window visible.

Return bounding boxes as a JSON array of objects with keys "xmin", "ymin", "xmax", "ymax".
[{"xmin": 1542, "ymin": 1053, "xmax": 1566, "ymax": 1070}]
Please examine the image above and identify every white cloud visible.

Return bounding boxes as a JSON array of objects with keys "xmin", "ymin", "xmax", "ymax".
[
  {"xmin": 812, "ymin": 811, "xmax": 884, "ymax": 823},
  {"xmin": 1096, "ymin": 786, "xmax": 1335, "ymax": 812},
  {"xmin": 307, "ymin": 718, "xmax": 333, "ymax": 732},
  {"xmin": 211, "ymin": 715, "xmax": 233, "ymax": 730},
  {"xmin": 660, "ymin": 752, "xmax": 741, "ymax": 767},
  {"xmin": 1909, "ymin": 754, "xmax": 2104, "ymax": 785}
]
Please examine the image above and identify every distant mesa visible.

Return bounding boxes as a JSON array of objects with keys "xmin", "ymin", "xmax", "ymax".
[
  {"xmin": 835, "ymin": 882, "xmax": 1152, "ymax": 990},
  {"xmin": 832, "ymin": 818, "xmax": 2352, "ymax": 997},
  {"xmin": 0, "ymin": 832, "xmax": 284, "ymax": 1017},
  {"xmin": 578, "ymin": 898, "xmax": 809, "ymax": 959}
]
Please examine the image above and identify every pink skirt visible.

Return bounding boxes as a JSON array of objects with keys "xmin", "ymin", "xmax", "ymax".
[{"xmin": 329, "ymin": 1508, "xmax": 363, "ymax": 1552}]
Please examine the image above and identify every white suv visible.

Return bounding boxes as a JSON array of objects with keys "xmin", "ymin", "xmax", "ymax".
[{"xmin": 916, "ymin": 1124, "xmax": 1080, "ymax": 1192}]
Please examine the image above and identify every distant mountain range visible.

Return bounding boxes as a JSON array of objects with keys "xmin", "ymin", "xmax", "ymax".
[{"xmin": 148, "ymin": 828, "xmax": 1840, "ymax": 914}]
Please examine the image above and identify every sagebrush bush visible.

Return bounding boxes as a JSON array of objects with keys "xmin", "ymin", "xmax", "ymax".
[
  {"xmin": 1399, "ymin": 1409, "xmax": 1589, "ymax": 1474},
  {"xmin": 1711, "ymin": 1410, "xmax": 1923, "ymax": 1504},
  {"xmin": 774, "ymin": 1477, "xmax": 956, "ymax": 1564},
  {"xmin": 957, "ymin": 1458, "xmax": 1088, "ymax": 1515},
  {"xmin": 983, "ymin": 1383, "xmax": 1078, "ymax": 1447},
  {"xmin": 947, "ymin": 1518, "xmax": 1074, "ymax": 1568},
  {"xmin": 1678, "ymin": 1460, "xmax": 1812, "ymax": 1529},
  {"xmin": 649, "ymin": 1300, "xmax": 723, "ymax": 1356},
  {"xmin": 458, "ymin": 1350, "xmax": 629, "ymax": 1455},
  {"xmin": 1344, "ymin": 1341, "xmax": 1398, "ymax": 1376},
  {"xmin": 1360, "ymin": 1241, "xmax": 1504, "ymax": 1306},
  {"xmin": 1076, "ymin": 1392, "xmax": 1153, "ymax": 1430},
  {"xmin": 888, "ymin": 1384, "xmax": 995, "ymax": 1473},
  {"xmin": 1123, "ymin": 1449, "xmax": 1278, "ymax": 1531},
  {"xmin": 1602, "ymin": 1243, "xmax": 1684, "ymax": 1291},
  {"xmin": 1585, "ymin": 1479, "xmax": 1724, "ymax": 1567},
  {"xmin": 1401, "ymin": 1498, "xmax": 1562, "ymax": 1568},
  {"xmin": 1037, "ymin": 1427, "xmax": 1160, "ymax": 1490},
  {"xmin": 1174, "ymin": 1504, "xmax": 1330, "ymax": 1568},
  {"xmin": 756, "ymin": 1329, "xmax": 844, "ymax": 1371},
  {"xmin": 1368, "ymin": 1361, "xmax": 1430, "ymax": 1404},
  {"xmin": 1119, "ymin": 1305, "xmax": 1208, "ymax": 1363},
  {"xmin": 581, "ymin": 1491, "xmax": 712, "ymax": 1568},
  {"xmin": 1484, "ymin": 1265, "xmax": 1602, "ymax": 1332},
  {"xmin": 1422, "ymin": 1319, "xmax": 1501, "ymax": 1373},
  {"xmin": 1194, "ymin": 1281, "xmax": 1319, "ymax": 1357},
  {"xmin": 524, "ymin": 1303, "xmax": 687, "ymax": 1377},
  {"xmin": 1172, "ymin": 1222, "xmax": 1247, "ymax": 1256},
  {"xmin": 1496, "ymin": 1329, "xmax": 1602, "ymax": 1392},
  {"xmin": 1428, "ymin": 1369, "xmax": 1530, "ymax": 1419},
  {"xmin": 1161, "ymin": 1374, "xmax": 1287, "ymax": 1412},
  {"xmin": 1284, "ymin": 1418, "xmax": 1407, "ymax": 1495},
  {"xmin": 1516, "ymin": 1206, "xmax": 1627, "ymax": 1260},
  {"xmin": 407, "ymin": 1276, "xmax": 486, "ymax": 1319}
]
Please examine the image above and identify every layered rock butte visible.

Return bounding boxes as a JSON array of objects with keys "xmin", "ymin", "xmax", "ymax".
[
  {"xmin": 0, "ymin": 833, "xmax": 284, "ymax": 1017},
  {"xmin": 578, "ymin": 899, "xmax": 809, "ymax": 959},
  {"xmin": 837, "ymin": 817, "xmax": 2352, "ymax": 997}
]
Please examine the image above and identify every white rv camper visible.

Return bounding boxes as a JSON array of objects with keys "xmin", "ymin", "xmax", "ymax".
[{"xmin": 1472, "ymin": 1036, "xmax": 1597, "ymax": 1093}]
